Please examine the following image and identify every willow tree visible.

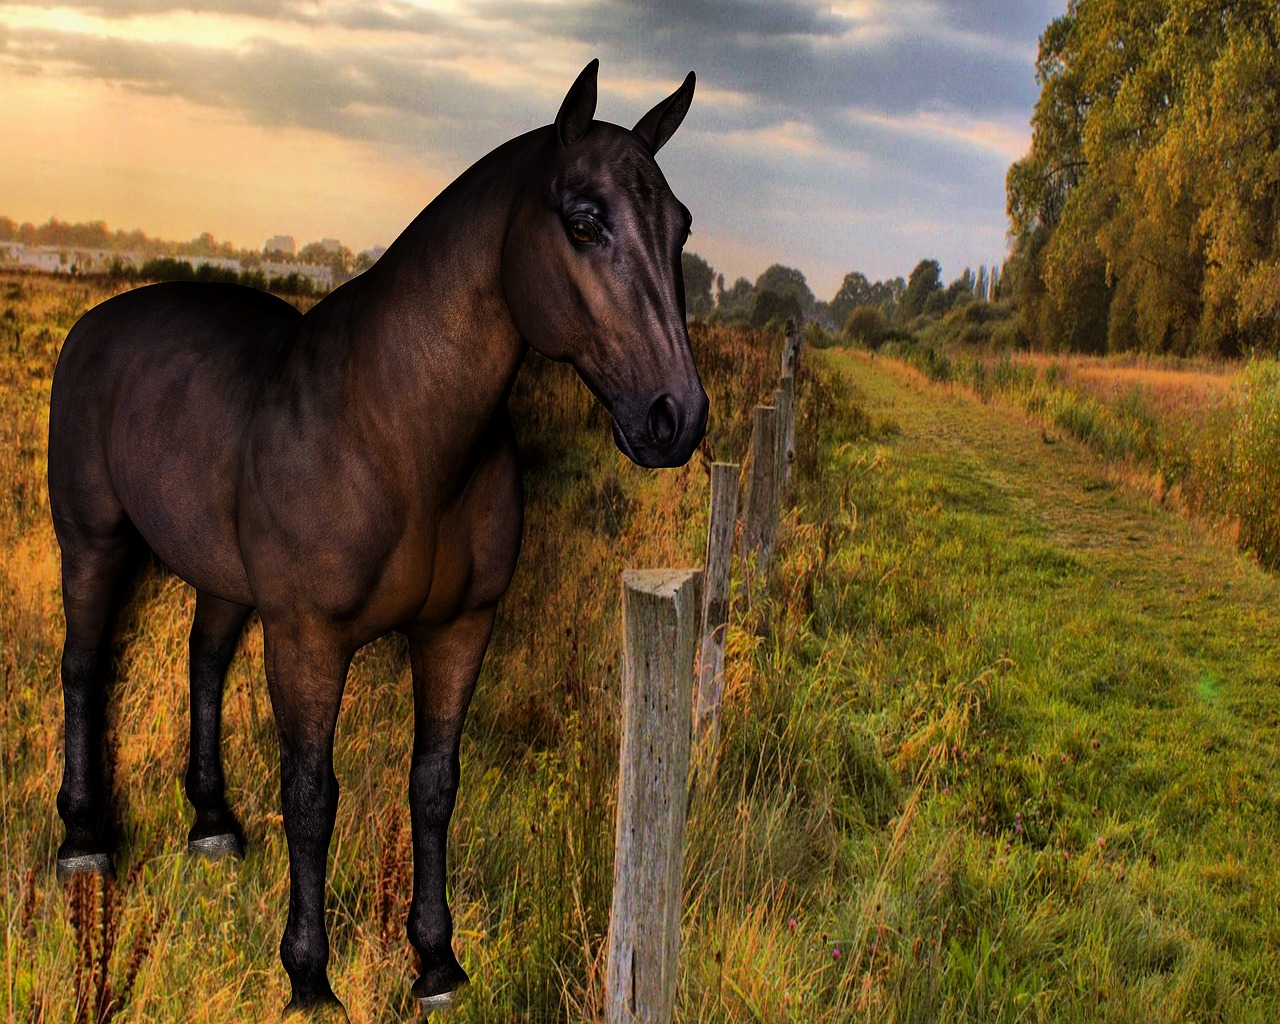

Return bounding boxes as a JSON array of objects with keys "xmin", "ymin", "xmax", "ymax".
[{"xmin": 1008, "ymin": 0, "xmax": 1280, "ymax": 355}]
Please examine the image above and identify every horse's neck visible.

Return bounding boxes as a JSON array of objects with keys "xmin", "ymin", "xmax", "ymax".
[{"xmin": 310, "ymin": 142, "xmax": 535, "ymax": 467}]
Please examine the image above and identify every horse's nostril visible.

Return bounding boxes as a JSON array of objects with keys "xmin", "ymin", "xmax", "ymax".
[{"xmin": 647, "ymin": 394, "xmax": 680, "ymax": 450}]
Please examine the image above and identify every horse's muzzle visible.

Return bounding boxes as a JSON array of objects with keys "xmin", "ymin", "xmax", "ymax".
[{"xmin": 612, "ymin": 388, "xmax": 708, "ymax": 468}]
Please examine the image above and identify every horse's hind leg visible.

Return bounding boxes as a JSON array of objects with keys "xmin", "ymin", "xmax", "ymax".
[
  {"xmin": 55, "ymin": 526, "xmax": 140, "ymax": 880},
  {"xmin": 186, "ymin": 591, "xmax": 253, "ymax": 859}
]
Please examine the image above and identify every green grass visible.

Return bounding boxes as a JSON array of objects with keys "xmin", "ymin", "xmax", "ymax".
[
  {"xmin": 4, "ymin": 273, "xmax": 1280, "ymax": 1020},
  {"xmin": 777, "ymin": 349, "xmax": 1280, "ymax": 1020}
]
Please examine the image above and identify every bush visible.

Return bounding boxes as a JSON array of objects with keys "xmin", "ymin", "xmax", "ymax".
[
  {"xmin": 990, "ymin": 319, "xmax": 1031, "ymax": 351},
  {"xmin": 803, "ymin": 321, "xmax": 837, "ymax": 349},
  {"xmin": 138, "ymin": 257, "xmax": 197, "ymax": 282},
  {"xmin": 843, "ymin": 304, "xmax": 889, "ymax": 349},
  {"xmin": 1230, "ymin": 360, "xmax": 1280, "ymax": 567}
]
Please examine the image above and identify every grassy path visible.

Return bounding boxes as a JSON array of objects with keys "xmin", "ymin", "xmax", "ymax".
[{"xmin": 791, "ymin": 348, "xmax": 1280, "ymax": 1020}]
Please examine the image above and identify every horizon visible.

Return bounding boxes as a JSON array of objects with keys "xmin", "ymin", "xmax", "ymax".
[{"xmin": 0, "ymin": 0, "xmax": 1068, "ymax": 297}]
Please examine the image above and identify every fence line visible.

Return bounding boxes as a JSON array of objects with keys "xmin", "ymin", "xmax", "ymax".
[{"xmin": 608, "ymin": 320, "xmax": 804, "ymax": 1023}]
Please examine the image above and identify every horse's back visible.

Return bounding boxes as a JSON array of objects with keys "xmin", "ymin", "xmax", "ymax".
[{"xmin": 50, "ymin": 282, "xmax": 301, "ymax": 603}]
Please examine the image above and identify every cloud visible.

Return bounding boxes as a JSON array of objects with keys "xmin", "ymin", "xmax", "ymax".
[
  {"xmin": 482, "ymin": 0, "xmax": 1043, "ymax": 119},
  {"xmin": 0, "ymin": 0, "xmax": 1065, "ymax": 294},
  {"xmin": 0, "ymin": 24, "xmax": 549, "ymax": 154}
]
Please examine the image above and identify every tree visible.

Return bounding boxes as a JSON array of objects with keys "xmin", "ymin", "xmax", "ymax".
[
  {"xmin": 299, "ymin": 241, "xmax": 354, "ymax": 278},
  {"xmin": 828, "ymin": 271, "xmax": 873, "ymax": 329},
  {"xmin": 945, "ymin": 268, "xmax": 976, "ymax": 310},
  {"xmin": 1006, "ymin": 0, "xmax": 1280, "ymax": 354},
  {"xmin": 716, "ymin": 275, "xmax": 755, "ymax": 322},
  {"xmin": 754, "ymin": 264, "xmax": 814, "ymax": 318},
  {"xmin": 681, "ymin": 252, "xmax": 714, "ymax": 321},
  {"xmin": 903, "ymin": 259, "xmax": 943, "ymax": 319},
  {"xmin": 751, "ymin": 289, "xmax": 801, "ymax": 328}
]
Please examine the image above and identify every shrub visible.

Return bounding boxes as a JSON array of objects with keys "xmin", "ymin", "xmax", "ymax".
[
  {"xmin": 843, "ymin": 304, "xmax": 889, "ymax": 349},
  {"xmin": 138, "ymin": 257, "xmax": 197, "ymax": 282},
  {"xmin": 990, "ymin": 319, "xmax": 1030, "ymax": 351}
]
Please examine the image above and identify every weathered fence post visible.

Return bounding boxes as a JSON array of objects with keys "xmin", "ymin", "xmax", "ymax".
[
  {"xmin": 781, "ymin": 317, "xmax": 802, "ymax": 378},
  {"xmin": 779, "ymin": 320, "xmax": 802, "ymax": 491},
  {"xmin": 774, "ymin": 375, "xmax": 794, "ymax": 496},
  {"xmin": 742, "ymin": 405, "xmax": 778, "ymax": 570},
  {"xmin": 694, "ymin": 463, "xmax": 739, "ymax": 753},
  {"xmin": 606, "ymin": 569, "xmax": 703, "ymax": 1024}
]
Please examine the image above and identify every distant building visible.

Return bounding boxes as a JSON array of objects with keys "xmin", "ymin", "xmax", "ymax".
[
  {"xmin": 188, "ymin": 255, "xmax": 244, "ymax": 273},
  {"xmin": 317, "ymin": 238, "xmax": 343, "ymax": 254},
  {"xmin": 265, "ymin": 235, "xmax": 296, "ymax": 255},
  {"xmin": 0, "ymin": 242, "xmax": 130, "ymax": 274}
]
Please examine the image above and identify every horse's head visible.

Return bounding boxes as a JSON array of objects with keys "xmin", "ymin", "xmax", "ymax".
[{"xmin": 503, "ymin": 60, "xmax": 708, "ymax": 468}]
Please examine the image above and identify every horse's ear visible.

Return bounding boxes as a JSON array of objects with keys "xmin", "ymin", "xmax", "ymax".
[
  {"xmin": 633, "ymin": 71, "xmax": 695, "ymax": 155},
  {"xmin": 556, "ymin": 59, "xmax": 599, "ymax": 147}
]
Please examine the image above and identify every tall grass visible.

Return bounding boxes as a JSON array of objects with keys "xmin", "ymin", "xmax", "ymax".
[
  {"xmin": 6, "ymin": 272, "xmax": 1280, "ymax": 1021},
  {"xmin": 1229, "ymin": 360, "xmax": 1280, "ymax": 567},
  {"xmin": 0, "ymin": 272, "xmax": 793, "ymax": 1020}
]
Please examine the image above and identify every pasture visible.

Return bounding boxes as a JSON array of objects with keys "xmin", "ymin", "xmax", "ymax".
[{"xmin": 3, "ymin": 272, "xmax": 1280, "ymax": 1021}]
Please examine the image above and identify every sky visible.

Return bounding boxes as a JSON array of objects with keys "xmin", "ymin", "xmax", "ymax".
[{"xmin": 0, "ymin": 0, "xmax": 1068, "ymax": 301}]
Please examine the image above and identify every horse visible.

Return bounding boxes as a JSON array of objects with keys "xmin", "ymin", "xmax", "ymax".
[{"xmin": 47, "ymin": 59, "xmax": 705, "ymax": 1014}]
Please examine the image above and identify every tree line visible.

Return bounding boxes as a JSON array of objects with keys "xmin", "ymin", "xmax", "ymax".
[
  {"xmin": 1006, "ymin": 0, "xmax": 1280, "ymax": 356},
  {"xmin": 681, "ymin": 252, "xmax": 1002, "ymax": 345},
  {"xmin": 106, "ymin": 258, "xmax": 323, "ymax": 298}
]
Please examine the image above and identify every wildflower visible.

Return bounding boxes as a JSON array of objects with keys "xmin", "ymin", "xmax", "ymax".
[
  {"xmin": 833, "ymin": 947, "xmax": 842, "ymax": 960},
  {"xmin": 788, "ymin": 917, "xmax": 797, "ymax": 932}
]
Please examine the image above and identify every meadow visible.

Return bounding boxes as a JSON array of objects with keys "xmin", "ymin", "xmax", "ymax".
[{"xmin": 3, "ymin": 272, "xmax": 1280, "ymax": 1021}]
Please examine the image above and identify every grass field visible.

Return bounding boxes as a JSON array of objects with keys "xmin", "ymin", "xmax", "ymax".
[{"xmin": 3, "ymin": 273, "xmax": 1280, "ymax": 1021}]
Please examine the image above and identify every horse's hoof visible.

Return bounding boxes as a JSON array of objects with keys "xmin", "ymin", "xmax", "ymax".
[
  {"xmin": 187, "ymin": 832, "xmax": 244, "ymax": 859},
  {"xmin": 56, "ymin": 852, "xmax": 116, "ymax": 882},
  {"xmin": 418, "ymin": 988, "xmax": 456, "ymax": 1014},
  {"xmin": 283, "ymin": 990, "xmax": 347, "ymax": 1020},
  {"xmin": 412, "ymin": 955, "xmax": 469, "ymax": 1008}
]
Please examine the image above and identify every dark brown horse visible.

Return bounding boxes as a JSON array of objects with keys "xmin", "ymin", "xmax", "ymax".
[{"xmin": 47, "ymin": 60, "xmax": 704, "ymax": 1014}]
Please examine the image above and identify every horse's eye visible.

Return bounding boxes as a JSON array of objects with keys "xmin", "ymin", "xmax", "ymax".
[{"xmin": 569, "ymin": 219, "xmax": 599, "ymax": 245}]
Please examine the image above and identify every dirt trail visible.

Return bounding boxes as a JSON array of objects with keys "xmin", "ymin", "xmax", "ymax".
[{"xmin": 828, "ymin": 348, "xmax": 1280, "ymax": 681}]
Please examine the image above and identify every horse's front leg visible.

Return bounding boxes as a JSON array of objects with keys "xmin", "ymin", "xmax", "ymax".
[
  {"xmin": 406, "ymin": 606, "xmax": 496, "ymax": 1007},
  {"xmin": 262, "ymin": 624, "xmax": 353, "ymax": 1015}
]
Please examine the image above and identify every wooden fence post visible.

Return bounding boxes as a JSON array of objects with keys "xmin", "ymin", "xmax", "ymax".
[
  {"xmin": 774, "ymin": 375, "xmax": 794, "ymax": 496},
  {"xmin": 606, "ymin": 569, "xmax": 703, "ymax": 1024},
  {"xmin": 781, "ymin": 317, "xmax": 802, "ymax": 378},
  {"xmin": 694, "ymin": 463, "xmax": 739, "ymax": 752},
  {"xmin": 780, "ymin": 320, "xmax": 802, "ymax": 491},
  {"xmin": 742, "ymin": 405, "xmax": 778, "ymax": 571}
]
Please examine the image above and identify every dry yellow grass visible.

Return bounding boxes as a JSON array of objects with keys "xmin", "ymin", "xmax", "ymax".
[
  {"xmin": 1013, "ymin": 352, "xmax": 1237, "ymax": 423},
  {"xmin": 0, "ymin": 271, "xmax": 787, "ymax": 1020}
]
